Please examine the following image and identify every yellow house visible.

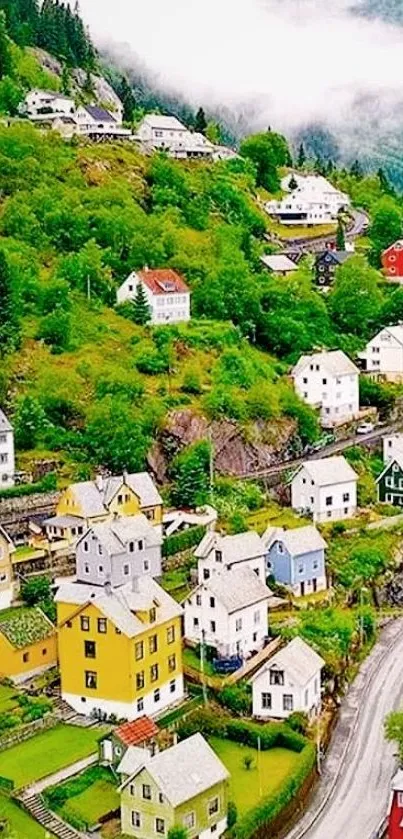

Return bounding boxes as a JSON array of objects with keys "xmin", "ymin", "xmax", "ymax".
[
  {"xmin": 44, "ymin": 472, "xmax": 163, "ymax": 545},
  {"xmin": 0, "ymin": 525, "xmax": 14, "ymax": 610},
  {"xmin": 0, "ymin": 606, "xmax": 57, "ymax": 683},
  {"xmin": 56, "ymin": 576, "xmax": 183, "ymax": 719}
]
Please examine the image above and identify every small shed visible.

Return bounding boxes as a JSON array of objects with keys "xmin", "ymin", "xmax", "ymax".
[{"xmin": 99, "ymin": 715, "xmax": 159, "ymax": 768}]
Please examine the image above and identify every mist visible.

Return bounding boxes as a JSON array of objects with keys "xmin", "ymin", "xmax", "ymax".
[{"xmin": 79, "ymin": 0, "xmax": 403, "ymax": 142}]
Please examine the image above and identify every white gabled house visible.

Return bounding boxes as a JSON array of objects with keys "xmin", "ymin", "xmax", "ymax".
[
  {"xmin": 195, "ymin": 530, "xmax": 267, "ymax": 583},
  {"xmin": 266, "ymin": 174, "xmax": 349, "ymax": 227},
  {"xmin": 0, "ymin": 410, "xmax": 15, "ymax": 489},
  {"xmin": 383, "ymin": 433, "xmax": 403, "ymax": 464},
  {"xmin": 117, "ymin": 268, "xmax": 191, "ymax": 325},
  {"xmin": 251, "ymin": 637, "xmax": 325, "ymax": 720},
  {"xmin": 359, "ymin": 325, "xmax": 403, "ymax": 382},
  {"xmin": 23, "ymin": 89, "xmax": 76, "ymax": 117},
  {"xmin": 291, "ymin": 456, "xmax": 358, "ymax": 523},
  {"xmin": 135, "ymin": 114, "xmax": 214, "ymax": 159},
  {"xmin": 292, "ymin": 349, "xmax": 360, "ymax": 427},
  {"xmin": 184, "ymin": 567, "xmax": 272, "ymax": 658}
]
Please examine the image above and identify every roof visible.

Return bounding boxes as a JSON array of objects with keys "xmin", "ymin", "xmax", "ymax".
[
  {"xmin": 143, "ymin": 114, "xmax": 186, "ymax": 131},
  {"xmin": 44, "ymin": 515, "xmax": 84, "ymax": 528},
  {"xmin": 292, "ymin": 349, "xmax": 359, "ymax": 378},
  {"xmin": 316, "ymin": 250, "xmax": 352, "ymax": 265},
  {"xmin": 195, "ymin": 530, "xmax": 265, "ymax": 564},
  {"xmin": 136, "ymin": 268, "xmax": 190, "ymax": 296},
  {"xmin": 376, "ymin": 450, "xmax": 403, "ymax": 483},
  {"xmin": 122, "ymin": 733, "xmax": 229, "ymax": 806},
  {"xmin": 263, "ymin": 525, "xmax": 327, "ymax": 556},
  {"xmin": 191, "ymin": 567, "xmax": 272, "ymax": 614},
  {"xmin": 252, "ymin": 637, "xmax": 325, "ymax": 686},
  {"xmin": 78, "ymin": 514, "xmax": 162, "ymax": 555},
  {"xmin": 383, "ymin": 240, "xmax": 403, "ymax": 255},
  {"xmin": 68, "ymin": 472, "xmax": 162, "ymax": 518},
  {"xmin": 0, "ymin": 525, "xmax": 15, "ymax": 552},
  {"xmin": 392, "ymin": 769, "xmax": 403, "ymax": 792},
  {"xmin": 84, "ymin": 105, "xmax": 116, "ymax": 122},
  {"xmin": 55, "ymin": 576, "xmax": 182, "ymax": 638},
  {"xmin": 114, "ymin": 716, "xmax": 159, "ymax": 747},
  {"xmin": 29, "ymin": 89, "xmax": 74, "ymax": 102},
  {"xmin": 260, "ymin": 254, "xmax": 298, "ymax": 273},
  {"xmin": 296, "ymin": 456, "xmax": 358, "ymax": 487},
  {"xmin": 118, "ymin": 746, "xmax": 150, "ymax": 776},
  {"xmin": 0, "ymin": 607, "xmax": 55, "ymax": 649},
  {"xmin": 381, "ymin": 325, "xmax": 403, "ymax": 347},
  {"xmin": 0, "ymin": 409, "xmax": 12, "ymax": 432}
]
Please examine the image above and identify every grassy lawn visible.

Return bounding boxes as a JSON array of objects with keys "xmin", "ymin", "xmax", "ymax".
[
  {"xmin": 183, "ymin": 646, "xmax": 220, "ymax": 678},
  {"xmin": 0, "ymin": 684, "xmax": 19, "ymax": 714},
  {"xmin": 0, "ymin": 724, "xmax": 107, "ymax": 788},
  {"xmin": 209, "ymin": 737, "xmax": 301, "ymax": 814},
  {"xmin": 0, "ymin": 792, "xmax": 53, "ymax": 838},
  {"xmin": 160, "ymin": 566, "xmax": 193, "ymax": 603},
  {"xmin": 247, "ymin": 504, "xmax": 310, "ymax": 535},
  {"xmin": 45, "ymin": 766, "xmax": 119, "ymax": 830}
]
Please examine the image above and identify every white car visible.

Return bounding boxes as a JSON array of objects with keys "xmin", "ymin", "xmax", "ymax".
[{"xmin": 356, "ymin": 422, "xmax": 375, "ymax": 435}]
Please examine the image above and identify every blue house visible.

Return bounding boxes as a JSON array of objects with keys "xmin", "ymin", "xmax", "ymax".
[{"xmin": 263, "ymin": 525, "xmax": 327, "ymax": 598}]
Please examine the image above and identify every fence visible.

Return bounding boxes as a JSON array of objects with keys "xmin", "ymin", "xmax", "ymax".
[{"xmin": 0, "ymin": 713, "xmax": 58, "ymax": 752}]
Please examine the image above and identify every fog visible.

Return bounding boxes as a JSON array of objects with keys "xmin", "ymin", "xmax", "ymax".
[{"xmin": 79, "ymin": 0, "xmax": 403, "ymax": 136}]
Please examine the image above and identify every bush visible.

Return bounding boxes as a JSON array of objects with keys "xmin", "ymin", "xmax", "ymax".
[
  {"xmin": 21, "ymin": 576, "xmax": 52, "ymax": 607},
  {"xmin": 177, "ymin": 707, "xmax": 307, "ymax": 754},
  {"xmin": 181, "ymin": 366, "xmax": 203, "ymax": 395},
  {"xmin": 228, "ymin": 801, "xmax": 238, "ymax": 829},
  {"xmin": 217, "ymin": 685, "xmax": 252, "ymax": 717},
  {"xmin": 286, "ymin": 711, "xmax": 309, "ymax": 736},
  {"xmin": 36, "ymin": 311, "xmax": 71, "ymax": 353},
  {"xmin": 162, "ymin": 525, "xmax": 207, "ymax": 557},
  {"xmin": 136, "ymin": 349, "xmax": 170, "ymax": 375}
]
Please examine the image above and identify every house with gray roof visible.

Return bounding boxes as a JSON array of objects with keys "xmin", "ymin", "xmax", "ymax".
[
  {"xmin": 120, "ymin": 733, "xmax": 229, "ymax": 839},
  {"xmin": 0, "ymin": 409, "xmax": 15, "ymax": 489},
  {"xmin": 291, "ymin": 456, "xmax": 358, "ymax": 523},
  {"xmin": 292, "ymin": 349, "xmax": 360, "ymax": 427},
  {"xmin": 251, "ymin": 636, "xmax": 325, "ymax": 720},
  {"xmin": 263, "ymin": 525, "xmax": 328, "ymax": 597},
  {"xmin": 195, "ymin": 530, "xmax": 267, "ymax": 583},
  {"xmin": 75, "ymin": 513, "xmax": 162, "ymax": 587},
  {"xmin": 260, "ymin": 253, "xmax": 299, "ymax": 276},
  {"xmin": 184, "ymin": 566, "xmax": 272, "ymax": 658}
]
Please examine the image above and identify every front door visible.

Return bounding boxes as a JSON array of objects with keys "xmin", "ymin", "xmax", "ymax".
[
  {"xmin": 300, "ymin": 582, "xmax": 305, "ymax": 596},
  {"xmin": 312, "ymin": 578, "xmax": 317, "ymax": 593}
]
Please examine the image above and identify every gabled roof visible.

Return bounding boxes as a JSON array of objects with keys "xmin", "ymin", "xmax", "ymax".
[
  {"xmin": 77, "ymin": 514, "xmax": 162, "ymax": 555},
  {"xmin": 29, "ymin": 89, "xmax": 74, "ymax": 102},
  {"xmin": 122, "ymin": 733, "xmax": 229, "ymax": 806},
  {"xmin": 114, "ymin": 716, "xmax": 159, "ymax": 747},
  {"xmin": 316, "ymin": 250, "xmax": 352, "ymax": 265},
  {"xmin": 263, "ymin": 525, "xmax": 327, "ymax": 556},
  {"xmin": 136, "ymin": 268, "xmax": 190, "ymax": 296},
  {"xmin": 252, "ymin": 637, "xmax": 325, "ymax": 686},
  {"xmin": 0, "ymin": 410, "xmax": 12, "ymax": 432},
  {"xmin": 378, "ymin": 325, "xmax": 403, "ymax": 347},
  {"xmin": 66, "ymin": 472, "xmax": 162, "ymax": 518},
  {"xmin": 376, "ymin": 450, "xmax": 403, "ymax": 484},
  {"xmin": 118, "ymin": 745, "xmax": 150, "ymax": 777},
  {"xmin": 194, "ymin": 530, "xmax": 265, "ymax": 564},
  {"xmin": 295, "ymin": 456, "xmax": 358, "ymax": 487},
  {"xmin": 260, "ymin": 254, "xmax": 298, "ymax": 273},
  {"xmin": 292, "ymin": 349, "xmax": 359, "ymax": 378},
  {"xmin": 392, "ymin": 768, "xmax": 403, "ymax": 792},
  {"xmin": 189, "ymin": 567, "xmax": 272, "ymax": 614},
  {"xmin": 383, "ymin": 240, "xmax": 403, "ymax": 256},
  {"xmin": 0, "ymin": 525, "xmax": 15, "ymax": 553},
  {"xmin": 142, "ymin": 114, "xmax": 186, "ymax": 131},
  {"xmin": 84, "ymin": 105, "xmax": 116, "ymax": 122}
]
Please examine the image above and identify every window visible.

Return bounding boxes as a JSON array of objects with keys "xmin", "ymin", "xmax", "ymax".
[
  {"xmin": 302, "ymin": 377, "xmax": 308, "ymax": 384},
  {"xmin": 167, "ymin": 625, "xmax": 175, "ymax": 644},
  {"xmin": 208, "ymin": 797, "xmax": 219, "ymax": 816},
  {"xmin": 169, "ymin": 678, "xmax": 176, "ymax": 693},
  {"xmin": 183, "ymin": 813, "xmax": 195, "ymax": 830},
  {"xmin": 203, "ymin": 569, "xmax": 210, "ymax": 580},
  {"xmin": 235, "ymin": 618, "xmax": 242, "ymax": 632},
  {"xmin": 313, "ymin": 559, "xmax": 318, "ymax": 570},
  {"xmin": 98, "ymin": 565, "xmax": 104, "ymax": 575},
  {"xmin": 67, "ymin": 620, "xmax": 72, "ymax": 629},
  {"xmin": 138, "ymin": 539, "xmax": 144, "ymax": 551},
  {"xmin": 196, "ymin": 594, "xmax": 202, "ymax": 606},
  {"xmin": 135, "ymin": 641, "xmax": 144, "ymax": 660},
  {"xmin": 137, "ymin": 697, "xmax": 144, "ymax": 712},
  {"xmin": 156, "ymin": 818, "xmax": 165, "ymax": 834},
  {"xmin": 322, "ymin": 378, "xmax": 327, "ymax": 385},
  {"xmin": 261, "ymin": 692, "xmax": 272, "ymax": 709},
  {"xmin": 154, "ymin": 688, "xmax": 160, "ymax": 703},
  {"xmin": 215, "ymin": 550, "xmax": 222, "ymax": 563},
  {"xmin": 343, "ymin": 492, "xmax": 350, "ymax": 503},
  {"xmin": 129, "ymin": 541, "xmax": 135, "ymax": 553},
  {"xmin": 150, "ymin": 663, "xmax": 159, "ymax": 682},
  {"xmin": 84, "ymin": 564, "xmax": 90, "ymax": 575},
  {"xmin": 129, "ymin": 784, "xmax": 135, "ymax": 796},
  {"xmin": 142, "ymin": 784, "xmax": 152, "ymax": 800},
  {"xmin": 131, "ymin": 812, "xmax": 141, "ymax": 828},
  {"xmin": 254, "ymin": 610, "xmax": 260, "ymax": 625},
  {"xmin": 211, "ymin": 825, "xmax": 217, "ymax": 833},
  {"xmin": 84, "ymin": 640, "xmax": 96, "ymax": 659},
  {"xmin": 283, "ymin": 694, "xmax": 294, "ymax": 712},
  {"xmin": 97, "ymin": 618, "xmax": 107, "ymax": 634},
  {"xmin": 397, "ymin": 792, "xmax": 403, "ymax": 808},
  {"xmin": 98, "ymin": 544, "xmax": 103, "ymax": 556},
  {"xmin": 270, "ymin": 669, "xmax": 284, "ymax": 686},
  {"xmin": 123, "ymin": 564, "xmax": 130, "ymax": 576},
  {"xmin": 193, "ymin": 617, "xmax": 199, "ymax": 628},
  {"xmin": 210, "ymin": 597, "xmax": 215, "ymax": 608},
  {"xmin": 80, "ymin": 616, "xmax": 90, "ymax": 632},
  {"xmin": 136, "ymin": 671, "xmax": 145, "ymax": 690},
  {"xmin": 85, "ymin": 670, "xmax": 97, "ymax": 690},
  {"xmin": 325, "ymin": 496, "xmax": 333, "ymax": 507},
  {"xmin": 149, "ymin": 634, "xmax": 158, "ymax": 654},
  {"xmin": 83, "ymin": 541, "xmax": 89, "ymax": 553},
  {"xmin": 23, "ymin": 652, "xmax": 30, "ymax": 663},
  {"xmin": 143, "ymin": 560, "xmax": 150, "ymax": 572},
  {"xmin": 118, "ymin": 494, "xmax": 123, "ymax": 504},
  {"xmin": 210, "ymin": 621, "xmax": 216, "ymax": 633},
  {"xmin": 149, "ymin": 607, "xmax": 156, "ymax": 623},
  {"xmin": 168, "ymin": 654, "xmax": 176, "ymax": 672}
]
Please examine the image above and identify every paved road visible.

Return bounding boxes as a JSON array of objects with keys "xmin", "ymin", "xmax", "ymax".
[
  {"xmin": 286, "ymin": 619, "xmax": 403, "ymax": 839},
  {"xmin": 265, "ymin": 209, "xmax": 370, "ymax": 252}
]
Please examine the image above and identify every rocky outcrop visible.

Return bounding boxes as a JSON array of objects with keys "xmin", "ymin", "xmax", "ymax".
[
  {"xmin": 148, "ymin": 409, "xmax": 298, "ymax": 481},
  {"xmin": 29, "ymin": 48, "xmax": 121, "ymax": 114}
]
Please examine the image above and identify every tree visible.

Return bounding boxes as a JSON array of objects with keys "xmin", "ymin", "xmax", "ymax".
[
  {"xmin": 37, "ymin": 311, "xmax": 71, "ymax": 353},
  {"xmin": 170, "ymin": 440, "xmax": 211, "ymax": 508},
  {"xmin": 168, "ymin": 828, "xmax": 188, "ymax": 839},
  {"xmin": 288, "ymin": 174, "xmax": 298, "ymax": 191},
  {"xmin": 328, "ymin": 255, "xmax": 384, "ymax": 336},
  {"xmin": 117, "ymin": 75, "xmax": 136, "ymax": 123},
  {"xmin": 350, "ymin": 159, "xmax": 363, "ymax": 178},
  {"xmin": 369, "ymin": 198, "xmax": 402, "ymax": 267},
  {"xmin": 337, "ymin": 546, "xmax": 388, "ymax": 606},
  {"xmin": 205, "ymin": 122, "xmax": 221, "ymax": 144},
  {"xmin": 13, "ymin": 396, "xmax": 48, "ymax": 450},
  {"xmin": 0, "ymin": 249, "xmax": 19, "ymax": 355},
  {"xmin": 385, "ymin": 712, "xmax": 403, "ymax": 763},
  {"xmin": 86, "ymin": 396, "xmax": 154, "ymax": 473},
  {"xmin": 0, "ymin": 11, "xmax": 11, "ymax": 80},
  {"xmin": 336, "ymin": 217, "xmax": 346, "ymax": 251},
  {"xmin": 131, "ymin": 281, "xmax": 151, "ymax": 326},
  {"xmin": 195, "ymin": 107, "xmax": 207, "ymax": 135},
  {"xmin": 61, "ymin": 64, "xmax": 71, "ymax": 96},
  {"xmin": 297, "ymin": 143, "xmax": 306, "ymax": 168},
  {"xmin": 21, "ymin": 575, "xmax": 51, "ymax": 606},
  {"xmin": 377, "ymin": 167, "xmax": 395, "ymax": 197},
  {"xmin": 240, "ymin": 131, "xmax": 290, "ymax": 192}
]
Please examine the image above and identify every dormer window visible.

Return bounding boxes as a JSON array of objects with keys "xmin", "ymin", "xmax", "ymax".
[
  {"xmin": 269, "ymin": 669, "xmax": 284, "ymax": 686},
  {"xmin": 149, "ymin": 607, "xmax": 156, "ymax": 623}
]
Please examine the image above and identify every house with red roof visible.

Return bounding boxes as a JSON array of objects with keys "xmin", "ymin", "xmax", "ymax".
[
  {"xmin": 388, "ymin": 769, "xmax": 403, "ymax": 838},
  {"xmin": 117, "ymin": 268, "xmax": 191, "ymax": 325},
  {"xmin": 99, "ymin": 715, "xmax": 160, "ymax": 768},
  {"xmin": 382, "ymin": 241, "xmax": 403, "ymax": 283}
]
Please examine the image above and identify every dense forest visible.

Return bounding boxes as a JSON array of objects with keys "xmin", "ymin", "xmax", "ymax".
[{"xmin": 0, "ymin": 0, "xmax": 95, "ymax": 67}]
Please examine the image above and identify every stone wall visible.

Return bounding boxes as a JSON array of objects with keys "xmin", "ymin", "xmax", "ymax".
[{"xmin": 0, "ymin": 714, "xmax": 58, "ymax": 753}]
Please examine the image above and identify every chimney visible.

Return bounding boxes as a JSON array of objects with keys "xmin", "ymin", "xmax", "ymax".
[
  {"xmin": 122, "ymin": 468, "xmax": 128, "ymax": 485},
  {"xmin": 95, "ymin": 474, "xmax": 103, "ymax": 493},
  {"xmin": 113, "ymin": 511, "xmax": 119, "ymax": 521}
]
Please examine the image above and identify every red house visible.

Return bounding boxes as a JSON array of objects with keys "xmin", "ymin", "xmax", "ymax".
[
  {"xmin": 382, "ymin": 241, "xmax": 403, "ymax": 282},
  {"xmin": 389, "ymin": 769, "xmax": 403, "ymax": 838}
]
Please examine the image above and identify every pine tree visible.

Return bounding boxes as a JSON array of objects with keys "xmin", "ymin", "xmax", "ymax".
[
  {"xmin": 195, "ymin": 106, "xmax": 207, "ymax": 135},
  {"xmin": 118, "ymin": 75, "xmax": 136, "ymax": 122},
  {"xmin": 336, "ymin": 217, "xmax": 346, "ymax": 251},
  {"xmin": 350, "ymin": 159, "xmax": 363, "ymax": 178},
  {"xmin": 288, "ymin": 174, "xmax": 298, "ymax": 190},
  {"xmin": 0, "ymin": 11, "xmax": 11, "ymax": 80},
  {"xmin": 132, "ymin": 282, "xmax": 151, "ymax": 326},
  {"xmin": 61, "ymin": 64, "xmax": 71, "ymax": 95},
  {"xmin": 297, "ymin": 142, "xmax": 306, "ymax": 169},
  {"xmin": 0, "ymin": 249, "xmax": 19, "ymax": 356},
  {"xmin": 378, "ymin": 167, "xmax": 395, "ymax": 197}
]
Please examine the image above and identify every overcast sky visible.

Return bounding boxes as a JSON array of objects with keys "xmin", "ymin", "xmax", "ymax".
[{"xmin": 79, "ymin": 0, "xmax": 403, "ymax": 132}]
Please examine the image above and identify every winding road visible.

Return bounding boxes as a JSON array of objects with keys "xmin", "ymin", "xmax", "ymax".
[{"xmin": 286, "ymin": 619, "xmax": 403, "ymax": 839}]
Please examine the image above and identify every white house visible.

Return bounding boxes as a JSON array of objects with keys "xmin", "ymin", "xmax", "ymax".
[
  {"xmin": 266, "ymin": 174, "xmax": 350, "ymax": 227},
  {"xmin": 260, "ymin": 254, "xmax": 298, "ymax": 276},
  {"xmin": 292, "ymin": 349, "xmax": 360, "ymax": 427},
  {"xmin": 23, "ymin": 89, "xmax": 76, "ymax": 117},
  {"xmin": 184, "ymin": 567, "xmax": 272, "ymax": 658},
  {"xmin": 75, "ymin": 105, "xmax": 132, "ymax": 139},
  {"xmin": 291, "ymin": 456, "xmax": 358, "ymax": 523},
  {"xmin": 251, "ymin": 637, "xmax": 325, "ymax": 720},
  {"xmin": 135, "ymin": 114, "xmax": 214, "ymax": 159},
  {"xmin": 117, "ymin": 268, "xmax": 191, "ymax": 325},
  {"xmin": 359, "ymin": 325, "xmax": 403, "ymax": 382},
  {"xmin": 195, "ymin": 530, "xmax": 267, "ymax": 583},
  {"xmin": 0, "ymin": 410, "xmax": 14, "ymax": 489},
  {"xmin": 383, "ymin": 433, "xmax": 403, "ymax": 464}
]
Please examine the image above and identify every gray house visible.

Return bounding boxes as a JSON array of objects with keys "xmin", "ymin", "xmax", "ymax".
[
  {"xmin": 76, "ymin": 514, "xmax": 162, "ymax": 587},
  {"xmin": 263, "ymin": 525, "xmax": 327, "ymax": 597}
]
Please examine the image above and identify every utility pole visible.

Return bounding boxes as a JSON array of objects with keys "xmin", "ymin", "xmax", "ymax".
[
  {"xmin": 316, "ymin": 719, "xmax": 321, "ymax": 775},
  {"xmin": 200, "ymin": 628, "xmax": 208, "ymax": 707},
  {"xmin": 208, "ymin": 428, "xmax": 214, "ymax": 494},
  {"xmin": 258, "ymin": 735, "xmax": 262, "ymax": 797},
  {"xmin": 87, "ymin": 274, "xmax": 91, "ymax": 302}
]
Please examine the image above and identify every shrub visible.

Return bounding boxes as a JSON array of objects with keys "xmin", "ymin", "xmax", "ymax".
[
  {"xmin": 136, "ymin": 349, "xmax": 170, "ymax": 375},
  {"xmin": 181, "ymin": 366, "xmax": 203, "ymax": 395},
  {"xmin": 162, "ymin": 526, "xmax": 207, "ymax": 557},
  {"xmin": 286, "ymin": 711, "xmax": 309, "ymax": 736},
  {"xmin": 36, "ymin": 311, "xmax": 71, "ymax": 353},
  {"xmin": 21, "ymin": 576, "xmax": 52, "ymax": 607},
  {"xmin": 228, "ymin": 801, "xmax": 238, "ymax": 829},
  {"xmin": 217, "ymin": 685, "xmax": 252, "ymax": 717},
  {"xmin": 243, "ymin": 754, "xmax": 254, "ymax": 771}
]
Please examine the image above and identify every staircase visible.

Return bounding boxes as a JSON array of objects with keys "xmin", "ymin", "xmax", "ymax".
[
  {"xmin": 18, "ymin": 791, "xmax": 85, "ymax": 839},
  {"xmin": 52, "ymin": 696, "xmax": 101, "ymax": 728}
]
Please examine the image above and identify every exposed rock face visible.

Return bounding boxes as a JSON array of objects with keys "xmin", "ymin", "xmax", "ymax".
[
  {"xmin": 148, "ymin": 409, "xmax": 298, "ymax": 481},
  {"xmin": 29, "ymin": 48, "xmax": 121, "ymax": 114},
  {"xmin": 384, "ymin": 571, "xmax": 403, "ymax": 607}
]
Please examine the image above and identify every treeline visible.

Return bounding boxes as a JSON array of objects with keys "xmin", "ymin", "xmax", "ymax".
[{"xmin": 0, "ymin": 0, "xmax": 96, "ymax": 68}]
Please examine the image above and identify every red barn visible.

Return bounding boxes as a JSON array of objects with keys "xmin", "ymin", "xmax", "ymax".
[
  {"xmin": 382, "ymin": 241, "xmax": 403, "ymax": 282},
  {"xmin": 388, "ymin": 769, "xmax": 403, "ymax": 838}
]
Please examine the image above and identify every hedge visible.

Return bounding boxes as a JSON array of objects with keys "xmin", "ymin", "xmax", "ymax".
[
  {"xmin": 162, "ymin": 525, "xmax": 206, "ymax": 557},
  {"xmin": 177, "ymin": 707, "xmax": 307, "ymax": 753},
  {"xmin": 0, "ymin": 473, "xmax": 57, "ymax": 500}
]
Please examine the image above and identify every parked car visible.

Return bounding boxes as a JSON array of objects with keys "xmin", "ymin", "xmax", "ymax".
[
  {"xmin": 212, "ymin": 655, "xmax": 243, "ymax": 675},
  {"xmin": 356, "ymin": 422, "xmax": 375, "ymax": 435}
]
